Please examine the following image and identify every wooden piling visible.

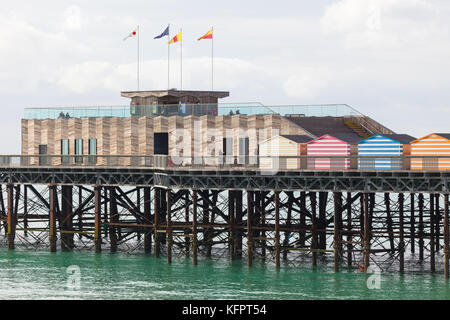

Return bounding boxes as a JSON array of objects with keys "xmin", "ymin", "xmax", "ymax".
[
  {"xmin": 430, "ymin": 193, "xmax": 435, "ymax": 272},
  {"xmin": 143, "ymin": 187, "xmax": 152, "ymax": 254},
  {"xmin": 247, "ymin": 190, "xmax": 253, "ymax": 267},
  {"xmin": 184, "ymin": 189, "xmax": 190, "ymax": 257},
  {"xmin": 49, "ymin": 185, "xmax": 57, "ymax": 252},
  {"xmin": 109, "ymin": 187, "xmax": 118, "ymax": 253},
  {"xmin": 444, "ymin": 194, "xmax": 449, "ymax": 279},
  {"xmin": 435, "ymin": 194, "xmax": 440, "ymax": 253},
  {"xmin": 61, "ymin": 185, "xmax": 73, "ymax": 251},
  {"xmin": 23, "ymin": 185, "xmax": 28, "ymax": 238},
  {"xmin": 418, "ymin": 193, "xmax": 424, "ymax": 261},
  {"xmin": 154, "ymin": 187, "xmax": 160, "ymax": 258},
  {"xmin": 333, "ymin": 192, "xmax": 342, "ymax": 272},
  {"xmin": 384, "ymin": 193, "xmax": 395, "ymax": 254},
  {"xmin": 261, "ymin": 191, "xmax": 266, "ymax": 260},
  {"xmin": 399, "ymin": 193, "xmax": 405, "ymax": 272},
  {"xmin": 274, "ymin": 191, "xmax": 280, "ymax": 269},
  {"xmin": 310, "ymin": 192, "xmax": 317, "ymax": 266},
  {"xmin": 6, "ymin": 184, "xmax": 15, "ymax": 250},
  {"xmin": 346, "ymin": 192, "xmax": 352, "ymax": 269},
  {"xmin": 229, "ymin": 190, "xmax": 235, "ymax": 260},
  {"xmin": 166, "ymin": 189, "xmax": 172, "ymax": 264},
  {"xmin": 192, "ymin": 190, "xmax": 198, "ymax": 265},
  {"xmin": 235, "ymin": 190, "xmax": 243, "ymax": 258},
  {"xmin": 363, "ymin": 193, "xmax": 370, "ymax": 272},
  {"xmin": 410, "ymin": 193, "xmax": 415, "ymax": 254},
  {"xmin": 94, "ymin": 185, "xmax": 102, "ymax": 253}
]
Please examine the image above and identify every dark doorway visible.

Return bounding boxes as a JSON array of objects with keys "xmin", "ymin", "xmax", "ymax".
[
  {"xmin": 39, "ymin": 144, "xmax": 47, "ymax": 166},
  {"xmin": 154, "ymin": 133, "xmax": 169, "ymax": 155}
]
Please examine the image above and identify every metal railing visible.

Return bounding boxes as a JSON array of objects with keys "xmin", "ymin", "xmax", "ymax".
[
  {"xmin": 23, "ymin": 103, "xmax": 360, "ymax": 120},
  {"xmin": 0, "ymin": 155, "xmax": 449, "ymax": 171}
]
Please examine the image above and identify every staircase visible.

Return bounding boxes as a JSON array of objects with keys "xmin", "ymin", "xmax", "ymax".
[{"xmin": 344, "ymin": 120, "xmax": 371, "ymax": 139}]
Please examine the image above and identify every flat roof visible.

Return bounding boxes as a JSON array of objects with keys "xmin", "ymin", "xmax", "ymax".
[{"xmin": 121, "ymin": 89, "xmax": 230, "ymax": 99}]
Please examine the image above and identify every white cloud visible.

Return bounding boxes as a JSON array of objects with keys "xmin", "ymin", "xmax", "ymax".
[
  {"xmin": 63, "ymin": 5, "xmax": 83, "ymax": 30},
  {"xmin": 282, "ymin": 67, "xmax": 335, "ymax": 100},
  {"xmin": 320, "ymin": 0, "xmax": 445, "ymax": 49}
]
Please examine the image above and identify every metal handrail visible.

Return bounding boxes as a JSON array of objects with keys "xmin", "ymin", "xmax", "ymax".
[{"xmin": 0, "ymin": 154, "xmax": 448, "ymax": 171}]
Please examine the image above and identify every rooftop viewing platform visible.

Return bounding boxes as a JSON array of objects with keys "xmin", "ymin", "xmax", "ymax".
[{"xmin": 23, "ymin": 103, "xmax": 362, "ymax": 120}]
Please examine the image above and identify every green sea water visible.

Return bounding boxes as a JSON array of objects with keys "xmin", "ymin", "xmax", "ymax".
[{"xmin": 0, "ymin": 248, "xmax": 449, "ymax": 300}]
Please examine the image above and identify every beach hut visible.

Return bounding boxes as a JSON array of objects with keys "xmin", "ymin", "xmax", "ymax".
[
  {"xmin": 306, "ymin": 134, "xmax": 359, "ymax": 170},
  {"xmin": 358, "ymin": 134, "xmax": 416, "ymax": 170},
  {"xmin": 410, "ymin": 133, "xmax": 450, "ymax": 170},
  {"xmin": 259, "ymin": 135, "xmax": 311, "ymax": 170}
]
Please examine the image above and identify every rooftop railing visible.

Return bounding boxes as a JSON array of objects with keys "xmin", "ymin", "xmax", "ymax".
[
  {"xmin": 0, "ymin": 155, "xmax": 449, "ymax": 172},
  {"xmin": 23, "ymin": 103, "xmax": 362, "ymax": 120}
]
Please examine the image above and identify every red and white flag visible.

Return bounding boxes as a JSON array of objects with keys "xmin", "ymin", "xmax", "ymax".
[{"xmin": 123, "ymin": 28, "xmax": 137, "ymax": 41}]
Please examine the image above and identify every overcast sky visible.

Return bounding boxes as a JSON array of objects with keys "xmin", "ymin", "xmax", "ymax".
[{"xmin": 1, "ymin": 0, "xmax": 449, "ymax": 153}]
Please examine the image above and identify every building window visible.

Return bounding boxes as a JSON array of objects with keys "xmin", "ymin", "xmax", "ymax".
[
  {"xmin": 239, "ymin": 137, "xmax": 249, "ymax": 164},
  {"xmin": 88, "ymin": 138, "xmax": 97, "ymax": 165},
  {"xmin": 75, "ymin": 139, "xmax": 83, "ymax": 163},
  {"xmin": 61, "ymin": 139, "xmax": 69, "ymax": 164}
]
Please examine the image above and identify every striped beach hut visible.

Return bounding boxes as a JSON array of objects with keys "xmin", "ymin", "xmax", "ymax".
[
  {"xmin": 358, "ymin": 134, "xmax": 416, "ymax": 170},
  {"xmin": 410, "ymin": 133, "xmax": 450, "ymax": 170},
  {"xmin": 259, "ymin": 135, "xmax": 311, "ymax": 170},
  {"xmin": 306, "ymin": 134, "xmax": 359, "ymax": 170}
]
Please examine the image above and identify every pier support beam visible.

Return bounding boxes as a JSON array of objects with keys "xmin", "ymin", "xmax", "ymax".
[
  {"xmin": 109, "ymin": 187, "xmax": 118, "ymax": 253},
  {"xmin": 7, "ymin": 184, "xmax": 15, "ymax": 250},
  {"xmin": 48, "ymin": 185, "xmax": 57, "ymax": 252},
  {"xmin": 274, "ymin": 191, "xmax": 280, "ymax": 269},
  {"xmin": 346, "ymin": 192, "xmax": 352, "ymax": 269},
  {"xmin": 430, "ymin": 194, "xmax": 435, "ymax": 272},
  {"xmin": 192, "ymin": 190, "xmax": 198, "ymax": 265},
  {"xmin": 61, "ymin": 185, "xmax": 73, "ymax": 251},
  {"xmin": 143, "ymin": 187, "xmax": 152, "ymax": 254},
  {"xmin": 310, "ymin": 192, "xmax": 318, "ymax": 266},
  {"xmin": 418, "ymin": 193, "xmax": 424, "ymax": 261},
  {"xmin": 247, "ymin": 190, "xmax": 253, "ymax": 267},
  {"xmin": 444, "ymin": 194, "xmax": 449, "ymax": 279},
  {"xmin": 410, "ymin": 193, "xmax": 415, "ymax": 255},
  {"xmin": 363, "ymin": 193, "xmax": 370, "ymax": 272},
  {"xmin": 444, "ymin": 194, "xmax": 450, "ymax": 279},
  {"xmin": 94, "ymin": 185, "xmax": 102, "ymax": 253},
  {"xmin": 229, "ymin": 190, "xmax": 235, "ymax": 261},
  {"xmin": 235, "ymin": 191, "xmax": 243, "ymax": 258},
  {"xmin": 154, "ymin": 188, "xmax": 160, "ymax": 258},
  {"xmin": 399, "ymin": 193, "xmax": 405, "ymax": 272},
  {"xmin": 166, "ymin": 189, "xmax": 172, "ymax": 264},
  {"xmin": 333, "ymin": 192, "xmax": 342, "ymax": 272},
  {"xmin": 184, "ymin": 190, "xmax": 190, "ymax": 258}
]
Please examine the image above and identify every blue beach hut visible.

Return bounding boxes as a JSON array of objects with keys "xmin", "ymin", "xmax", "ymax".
[{"xmin": 358, "ymin": 134, "xmax": 416, "ymax": 170}]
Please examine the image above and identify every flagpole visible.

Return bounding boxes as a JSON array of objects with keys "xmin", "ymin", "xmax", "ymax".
[
  {"xmin": 137, "ymin": 25, "xmax": 140, "ymax": 91},
  {"xmin": 180, "ymin": 28, "xmax": 183, "ymax": 91},
  {"xmin": 211, "ymin": 26, "xmax": 214, "ymax": 91},
  {"xmin": 168, "ymin": 24, "xmax": 170, "ymax": 90}
]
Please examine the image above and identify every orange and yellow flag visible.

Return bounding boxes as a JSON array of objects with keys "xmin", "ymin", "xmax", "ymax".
[
  {"xmin": 169, "ymin": 32, "xmax": 181, "ymax": 44},
  {"xmin": 198, "ymin": 29, "xmax": 213, "ymax": 41}
]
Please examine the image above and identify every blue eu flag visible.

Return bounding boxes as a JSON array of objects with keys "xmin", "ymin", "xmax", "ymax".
[{"xmin": 154, "ymin": 25, "xmax": 169, "ymax": 39}]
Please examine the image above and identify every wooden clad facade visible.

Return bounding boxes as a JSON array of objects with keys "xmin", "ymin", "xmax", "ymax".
[
  {"xmin": 410, "ymin": 133, "xmax": 450, "ymax": 171},
  {"xmin": 21, "ymin": 114, "xmax": 310, "ymax": 166}
]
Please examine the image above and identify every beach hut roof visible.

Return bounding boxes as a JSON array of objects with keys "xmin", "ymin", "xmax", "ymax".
[
  {"xmin": 259, "ymin": 134, "xmax": 312, "ymax": 144},
  {"xmin": 307, "ymin": 133, "xmax": 360, "ymax": 144},
  {"xmin": 411, "ymin": 133, "xmax": 450, "ymax": 144},
  {"xmin": 280, "ymin": 135, "xmax": 312, "ymax": 143},
  {"xmin": 359, "ymin": 134, "xmax": 416, "ymax": 144},
  {"xmin": 435, "ymin": 133, "xmax": 450, "ymax": 140}
]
